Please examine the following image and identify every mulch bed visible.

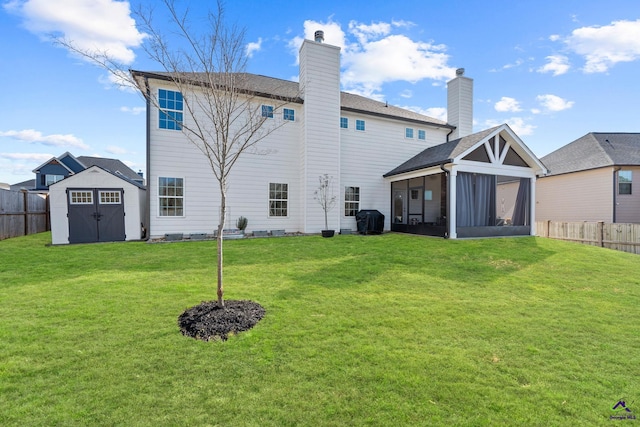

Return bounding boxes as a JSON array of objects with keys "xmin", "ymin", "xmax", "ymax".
[{"xmin": 178, "ymin": 300, "xmax": 265, "ymax": 341}]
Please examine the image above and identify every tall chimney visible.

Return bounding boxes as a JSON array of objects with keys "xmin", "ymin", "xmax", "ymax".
[{"xmin": 447, "ymin": 68, "xmax": 473, "ymax": 140}]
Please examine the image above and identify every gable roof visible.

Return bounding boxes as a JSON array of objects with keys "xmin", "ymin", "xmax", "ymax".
[
  {"xmin": 384, "ymin": 124, "xmax": 547, "ymax": 178},
  {"xmin": 131, "ymin": 70, "xmax": 452, "ymax": 129},
  {"xmin": 541, "ymin": 133, "xmax": 640, "ymax": 176},
  {"xmin": 49, "ymin": 165, "xmax": 146, "ymax": 190}
]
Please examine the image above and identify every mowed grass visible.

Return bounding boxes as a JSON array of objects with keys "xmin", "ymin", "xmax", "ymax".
[{"xmin": 1, "ymin": 232, "xmax": 639, "ymax": 426}]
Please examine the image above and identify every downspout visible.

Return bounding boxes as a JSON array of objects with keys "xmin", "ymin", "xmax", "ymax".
[
  {"xmin": 613, "ymin": 167, "xmax": 621, "ymax": 223},
  {"xmin": 446, "ymin": 127, "xmax": 454, "ymax": 142},
  {"xmin": 440, "ymin": 162, "xmax": 451, "ymax": 238},
  {"xmin": 144, "ymin": 75, "xmax": 151, "ymax": 241}
]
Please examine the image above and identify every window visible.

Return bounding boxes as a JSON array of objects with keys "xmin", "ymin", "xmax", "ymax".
[
  {"xmin": 269, "ymin": 183, "xmax": 288, "ymax": 217},
  {"xmin": 70, "ymin": 191, "xmax": 93, "ymax": 205},
  {"xmin": 158, "ymin": 89, "xmax": 183, "ymax": 130},
  {"xmin": 340, "ymin": 117, "xmax": 348, "ymax": 129},
  {"xmin": 261, "ymin": 105, "xmax": 274, "ymax": 118},
  {"xmin": 44, "ymin": 174, "xmax": 64, "ymax": 186},
  {"xmin": 418, "ymin": 130, "xmax": 426, "ymax": 140},
  {"xmin": 619, "ymin": 170, "xmax": 632, "ymax": 195},
  {"xmin": 283, "ymin": 108, "xmax": 295, "ymax": 121},
  {"xmin": 356, "ymin": 119, "xmax": 365, "ymax": 131},
  {"xmin": 344, "ymin": 186, "xmax": 360, "ymax": 217},
  {"xmin": 99, "ymin": 191, "xmax": 121, "ymax": 204},
  {"xmin": 158, "ymin": 177, "xmax": 184, "ymax": 216},
  {"xmin": 405, "ymin": 128, "xmax": 414, "ymax": 139}
]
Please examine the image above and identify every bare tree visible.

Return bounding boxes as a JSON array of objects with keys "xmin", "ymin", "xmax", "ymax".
[{"xmin": 57, "ymin": 0, "xmax": 295, "ymax": 307}]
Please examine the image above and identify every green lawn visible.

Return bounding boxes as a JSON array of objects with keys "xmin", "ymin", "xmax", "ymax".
[{"xmin": 1, "ymin": 232, "xmax": 639, "ymax": 426}]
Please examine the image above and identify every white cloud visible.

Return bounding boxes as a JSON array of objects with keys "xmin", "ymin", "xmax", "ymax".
[
  {"xmin": 536, "ymin": 94, "xmax": 574, "ymax": 112},
  {"xmin": 0, "ymin": 152, "xmax": 53, "ymax": 162},
  {"xmin": 6, "ymin": 0, "xmax": 146, "ymax": 65},
  {"xmin": 486, "ymin": 118, "xmax": 536, "ymax": 136},
  {"xmin": 0, "ymin": 129, "xmax": 89, "ymax": 150},
  {"xmin": 290, "ymin": 18, "xmax": 455, "ymax": 99},
  {"xmin": 538, "ymin": 55, "xmax": 570, "ymax": 76},
  {"xmin": 105, "ymin": 145, "xmax": 130, "ymax": 155},
  {"xmin": 495, "ymin": 97, "xmax": 522, "ymax": 113},
  {"xmin": 246, "ymin": 37, "xmax": 262, "ymax": 58},
  {"xmin": 399, "ymin": 89, "xmax": 413, "ymax": 99},
  {"xmin": 400, "ymin": 106, "xmax": 447, "ymax": 122},
  {"xmin": 564, "ymin": 19, "xmax": 640, "ymax": 73},
  {"xmin": 120, "ymin": 106, "xmax": 145, "ymax": 115}
]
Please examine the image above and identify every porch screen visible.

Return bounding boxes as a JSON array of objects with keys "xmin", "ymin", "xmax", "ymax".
[
  {"xmin": 456, "ymin": 172, "xmax": 496, "ymax": 227},
  {"xmin": 511, "ymin": 178, "xmax": 530, "ymax": 226}
]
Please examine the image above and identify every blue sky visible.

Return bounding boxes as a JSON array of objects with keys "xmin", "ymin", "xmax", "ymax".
[{"xmin": 1, "ymin": 0, "xmax": 639, "ymax": 185}]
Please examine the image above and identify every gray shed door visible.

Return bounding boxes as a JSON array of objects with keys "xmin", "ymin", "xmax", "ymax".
[{"xmin": 67, "ymin": 188, "xmax": 125, "ymax": 243}]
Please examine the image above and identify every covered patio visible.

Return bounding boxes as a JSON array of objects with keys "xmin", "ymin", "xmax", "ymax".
[{"xmin": 384, "ymin": 124, "xmax": 547, "ymax": 239}]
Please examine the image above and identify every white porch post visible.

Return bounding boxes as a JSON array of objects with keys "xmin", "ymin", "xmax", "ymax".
[
  {"xmin": 449, "ymin": 167, "xmax": 457, "ymax": 239},
  {"xmin": 530, "ymin": 177, "xmax": 536, "ymax": 236}
]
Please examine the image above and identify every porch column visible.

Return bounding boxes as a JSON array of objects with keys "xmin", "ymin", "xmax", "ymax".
[
  {"xmin": 448, "ymin": 168, "xmax": 457, "ymax": 239},
  {"xmin": 530, "ymin": 177, "xmax": 536, "ymax": 236}
]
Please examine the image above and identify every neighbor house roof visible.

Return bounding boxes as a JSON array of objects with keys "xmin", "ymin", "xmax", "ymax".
[
  {"xmin": 10, "ymin": 179, "xmax": 36, "ymax": 191},
  {"xmin": 76, "ymin": 156, "xmax": 142, "ymax": 183},
  {"xmin": 384, "ymin": 126, "xmax": 502, "ymax": 177},
  {"xmin": 541, "ymin": 132, "xmax": 640, "ymax": 176},
  {"xmin": 131, "ymin": 70, "xmax": 452, "ymax": 129}
]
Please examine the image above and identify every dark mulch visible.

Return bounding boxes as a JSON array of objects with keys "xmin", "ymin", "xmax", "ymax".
[{"xmin": 178, "ymin": 300, "xmax": 265, "ymax": 341}]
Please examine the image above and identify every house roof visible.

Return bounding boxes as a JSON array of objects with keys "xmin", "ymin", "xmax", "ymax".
[
  {"xmin": 10, "ymin": 179, "xmax": 36, "ymax": 191},
  {"xmin": 384, "ymin": 126, "xmax": 502, "ymax": 177},
  {"xmin": 541, "ymin": 132, "xmax": 640, "ymax": 176},
  {"xmin": 131, "ymin": 70, "xmax": 452, "ymax": 129},
  {"xmin": 76, "ymin": 156, "xmax": 142, "ymax": 183}
]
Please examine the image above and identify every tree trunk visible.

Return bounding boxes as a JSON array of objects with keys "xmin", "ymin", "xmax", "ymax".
[{"xmin": 217, "ymin": 185, "xmax": 226, "ymax": 307}]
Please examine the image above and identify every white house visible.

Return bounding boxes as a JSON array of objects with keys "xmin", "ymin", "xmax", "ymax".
[
  {"xmin": 132, "ymin": 31, "xmax": 546, "ymax": 240},
  {"xmin": 49, "ymin": 166, "xmax": 146, "ymax": 245}
]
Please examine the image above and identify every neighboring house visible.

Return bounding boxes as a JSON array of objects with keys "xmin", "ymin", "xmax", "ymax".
[
  {"xmin": 536, "ymin": 133, "xmax": 640, "ymax": 223},
  {"xmin": 10, "ymin": 179, "xmax": 36, "ymax": 192},
  {"xmin": 133, "ymin": 31, "xmax": 546, "ymax": 240},
  {"xmin": 49, "ymin": 166, "xmax": 146, "ymax": 245},
  {"xmin": 32, "ymin": 152, "xmax": 144, "ymax": 191}
]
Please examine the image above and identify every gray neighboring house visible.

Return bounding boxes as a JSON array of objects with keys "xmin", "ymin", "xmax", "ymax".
[{"xmin": 536, "ymin": 132, "xmax": 640, "ymax": 223}]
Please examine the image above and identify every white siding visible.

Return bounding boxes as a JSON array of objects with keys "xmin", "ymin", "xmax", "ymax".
[
  {"xmin": 536, "ymin": 168, "xmax": 613, "ymax": 222},
  {"xmin": 447, "ymin": 75, "xmax": 473, "ymax": 139}
]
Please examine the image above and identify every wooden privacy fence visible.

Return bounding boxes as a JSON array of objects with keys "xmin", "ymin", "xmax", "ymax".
[
  {"xmin": 0, "ymin": 190, "xmax": 50, "ymax": 241},
  {"xmin": 536, "ymin": 221, "xmax": 640, "ymax": 255}
]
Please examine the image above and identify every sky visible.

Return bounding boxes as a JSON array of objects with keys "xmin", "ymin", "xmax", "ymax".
[{"xmin": 1, "ymin": 0, "xmax": 640, "ymax": 185}]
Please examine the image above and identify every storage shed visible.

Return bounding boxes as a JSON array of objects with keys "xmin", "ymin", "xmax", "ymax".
[{"xmin": 49, "ymin": 166, "xmax": 146, "ymax": 245}]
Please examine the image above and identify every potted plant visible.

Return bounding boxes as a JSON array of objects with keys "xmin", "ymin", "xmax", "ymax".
[
  {"xmin": 236, "ymin": 216, "xmax": 248, "ymax": 234},
  {"xmin": 314, "ymin": 174, "xmax": 337, "ymax": 237}
]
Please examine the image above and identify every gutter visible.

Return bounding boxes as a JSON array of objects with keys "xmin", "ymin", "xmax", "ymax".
[
  {"xmin": 613, "ymin": 167, "xmax": 621, "ymax": 223},
  {"xmin": 144, "ymin": 75, "xmax": 151, "ymax": 241}
]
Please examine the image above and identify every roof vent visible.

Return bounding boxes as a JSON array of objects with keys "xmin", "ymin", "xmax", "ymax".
[
  {"xmin": 456, "ymin": 68, "xmax": 465, "ymax": 76},
  {"xmin": 314, "ymin": 30, "xmax": 324, "ymax": 43}
]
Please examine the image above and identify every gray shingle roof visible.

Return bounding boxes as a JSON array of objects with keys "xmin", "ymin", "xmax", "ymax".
[
  {"xmin": 384, "ymin": 126, "xmax": 501, "ymax": 177},
  {"xmin": 132, "ymin": 70, "xmax": 450, "ymax": 128},
  {"xmin": 77, "ymin": 156, "xmax": 142, "ymax": 183},
  {"xmin": 541, "ymin": 133, "xmax": 640, "ymax": 176}
]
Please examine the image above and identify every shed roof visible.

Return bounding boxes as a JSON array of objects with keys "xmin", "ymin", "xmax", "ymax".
[{"xmin": 541, "ymin": 132, "xmax": 640, "ymax": 176}]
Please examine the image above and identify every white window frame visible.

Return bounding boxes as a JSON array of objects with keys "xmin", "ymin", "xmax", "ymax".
[
  {"xmin": 619, "ymin": 170, "xmax": 632, "ymax": 195},
  {"xmin": 344, "ymin": 186, "xmax": 360, "ymax": 217},
  {"xmin": 418, "ymin": 129, "xmax": 426, "ymax": 140},
  {"xmin": 69, "ymin": 190, "xmax": 93, "ymax": 205},
  {"xmin": 158, "ymin": 177, "xmax": 185, "ymax": 217},
  {"xmin": 269, "ymin": 182, "xmax": 288, "ymax": 217},
  {"xmin": 340, "ymin": 117, "xmax": 349, "ymax": 129},
  {"xmin": 283, "ymin": 108, "xmax": 295, "ymax": 121},
  {"xmin": 356, "ymin": 119, "xmax": 365, "ymax": 132},
  {"xmin": 261, "ymin": 105, "xmax": 274, "ymax": 119},
  {"xmin": 99, "ymin": 191, "xmax": 121, "ymax": 205},
  {"xmin": 45, "ymin": 174, "xmax": 65, "ymax": 186},
  {"xmin": 405, "ymin": 128, "xmax": 414, "ymax": 139}
]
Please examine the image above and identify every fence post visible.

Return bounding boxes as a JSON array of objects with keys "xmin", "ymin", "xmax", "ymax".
[
  {"xmin": 546, "ymin": 220, "xmax": 551, "ymax": 238},
  {"xmin": 21, "ymin": 189, "xmax": 28, "ymax": 237},
  {"xmin": 598, "ymin": 221, "xmax": 604, "ymax": 247}
]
